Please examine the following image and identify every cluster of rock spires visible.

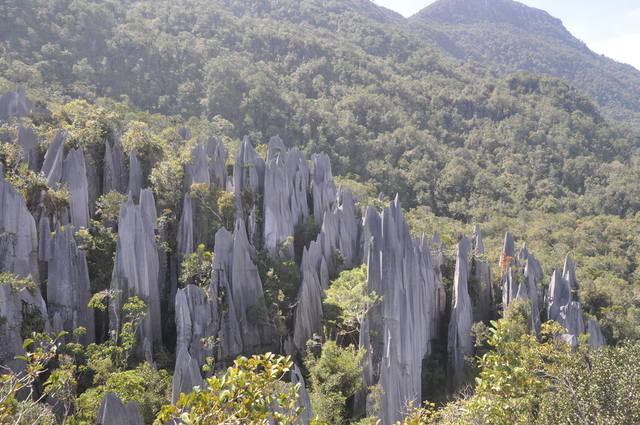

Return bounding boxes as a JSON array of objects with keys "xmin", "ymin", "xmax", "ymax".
[{"xmin": 0, "ymin": 89, "xmax": 607, "ymax": 424}]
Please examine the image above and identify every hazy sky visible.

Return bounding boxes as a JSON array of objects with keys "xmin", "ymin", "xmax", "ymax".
[{"xmin": 372, "ymin": 0, "xmax": 640, "ymax": 70}]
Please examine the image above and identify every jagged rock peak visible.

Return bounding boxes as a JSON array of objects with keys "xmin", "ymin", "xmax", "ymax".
[
  {"xmin": 96, "ymin": 392, "xmax": 143, "ymax": 425},
  {"xmin": 266, "ymin": 135, "xmax": 287, "ymax": 163},
  {"xmin": 587, "ymin": 317, "xmax": 606, "ymax": 348},
  {"xmin": 62, "ymin": 147, "xmax": 90, "ymax": 228},
  {"xmin": 127, "ymin": 149, "xmax": 142, "ymax": 202},
  {"xmin": 0, "ymin": 88, "xmax": 33, "ymax": 123},
  {"xmin": 110, "ymin": 189, "xmax": 162, "ymax": 351},
  {"xmin": 361, "ymin": 199, "xmax": 438, "ymax": 425},
  {"xmin": 171, "ymin": 347, "xmax": 203, "ymax": 403},
  {"xmin": 472, "ymin": 225, "xmax": 493, "ymax": 323},
  {"xmin": 562, "ymin": 254, "xmax": 578, "ymax": 291},
  {"xmin": 17, "ymin": 126, "xmax": 40, "ymax": 170},
  {"xmin": 103, "ymin": 138, "xmax": 127, "ymax": 194},
  {"xmin": 46, "ymin": 224, "xmax": 95, "ymax": 344},
  {"xmin": 448, "ymin": 236, "xmax": 474, "ymax": 390},
  {"xmin": 311, "ymin": 153, "xmax": 336, "ymax": 221},
  {"xmin": 502, "ymin": 231, "xmax": 516, "ymax": 258},
  {"xmin": 174, "ymin": 284, "xmax": 218, "ymax": 367},
  {"xmin": 472, "ymin": 224, "xmax": 484, "ymax": 254},
  {"xmin": 41, "ymin": 131, "xmax": 65, "ymax": 187}
]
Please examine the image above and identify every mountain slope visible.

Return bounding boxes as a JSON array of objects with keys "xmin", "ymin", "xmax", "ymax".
[{"xmin": 410, "ymin": 0, "xmax": 640, "ymax": 127}]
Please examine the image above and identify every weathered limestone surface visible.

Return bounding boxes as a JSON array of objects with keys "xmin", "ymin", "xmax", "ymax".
[
  {"xmin": 587, "ymin": 317, "xmax": 606, "ymax": 348},
  {"xmin": 175, "ymin": 284, "xmax": 218, "ymax": 366},
  {"xmin": 110, "ymin": 189, "xmax": 162, "ymax": 350},
  {"xmin": 292, "ymin": 364, "xmax": 313, "ymax": 424},
  {"xmin": 516, "ymin": 245, "xmax": 543, "ymax": 333},
  {"xmin": 447, "ymin": 236, "xmax": 473, "ymax": 391},
  {"xmin": 547, "ymin": 255, "xmax": 587, "ymax": 346},
  {"xmin": 42, "ymin": 132, "xmax": 65, "ymax": 187},
  {"xmin": 233, "ymin": 137, "xmax": 265, "ymax": 245},
  {"xmin": 0, "ymin": 168, "xmax": 49, "ymax": 369},
  {"xmin": 17, "ymin": 126, "xmax": 40, "ymax": 170},
  {"xmin": 263, "ymin": 137, "xmax": 310, "ymax": 257},
  {"xmin": 310, "ymin": 153, "xmax": 336, "ymax": 221},
  {"xmin": 0, "ymin": 88, "xmax": 32, "ymax": 122},
  {"xmin": 62, "ymin": 148, "xmax": 90, "ymax": 228},
  {"xmin": 171, "ymin": 347, "xmax": 203, "ymax": 403},
  {"xmin": 361, "ymin": 198, "xmax": 438, "ymax": 425},
  {"xmin": 127, "ymin": 149, "xmax": 142, "ymax": 201},
  {"xmin": 472, "ymin": 225, "xmax": 492, "ymax": 323},
  {"xmin": 292, "ymin": 239, "xmax": 328, "ymax": 351},
  {"xmin": 103, "ymin": 138, "xmax": 127, "ymax": 194},
  {"xmin": 46, "ymin": 224, "xmax": 94, "ymax": 343},
  {"xmin": 96, "ymin": 392, "xmax": 144, "ymax": 425},
  {"xmin": 177, "ymin": 193, "xmax": 194, "ymax": 257}
]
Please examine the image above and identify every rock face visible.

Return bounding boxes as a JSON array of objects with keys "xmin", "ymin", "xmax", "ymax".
[
  {"xmin": 171, "ymin": 347, "xmax": 203, "ymax": 403},
  {"xmin": 310, "ymin": 153, "xmax": 336, "ymax": 221},
  {"xmin": 472, "ymin": 225, "xmax": 492, "ymax": 323},
  {"xmin": 0, "ymin": 88, "xmax": 32, "ymax": 122},
  {"xmin": 292, "ymin": 364, "xmax": 313, "ymax": 424},
  {"xmin": 233, "ymin": 137, "xmax": 265, "ymax": 245},
  {"xmin": 360, "ymin": 198, "xmax": 438, "ymax": 425},
  {"xmin": 174, "ymin": 284, "xmax": 218, "ymax": 366},
  {"xmin": 0, "ymin": 168, "xmax": 49, "ymax": 369},
  {"xmin": 127, "ymin": 150, "xmax": 142, "ymax": 201},
  {"xmin": 546, "ymin": 255, "xmax": 587, "ymax": 346},
  {"xmin": 447, "ymin": 236, "xmax": 473, "ymax": 391},
  {"xmin": 292, "ymin": 239, "xmax": 328, "ymax": 352},
  {"xmin": 263, "ymin": 137, "xmax": 310, "ymax": 257},
  {"xmin": 62, "ymin": 148, "xmax": 90, "ymax": 228},
  {"xmin": 17, "ymin": 126, "xmax": 40, "ymax": 170},
  {"xmin": 42, "ymin": 132, "xmax": 65, "ymax": 188},
  {"xmin": 103, "ymin": 138, "xmax": 127, "ymax": 194},
  {"xmin": 587, "ymin": 317, "xmax": 606, "ymax": 348},
  {"xmin": 46, "ymin": 224, "xmax": 94, "ymax": 343},
  {"xmin": 96, "ymin": 392, "xmax": 144, "ymax": 425},
  {"xmin": 110, "ymin": 189, "xmax": 162, "ymax": 351}
]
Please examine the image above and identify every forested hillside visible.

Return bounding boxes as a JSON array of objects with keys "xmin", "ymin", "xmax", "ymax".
[
  {"xmin": 1, "ymin": 0, "xmax": 640, "ymax": 424},
  {"xmin": 410, "ymin": 0, "xmax": 640, "ymax": 127}
]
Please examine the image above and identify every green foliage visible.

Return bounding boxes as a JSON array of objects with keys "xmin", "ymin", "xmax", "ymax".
[
  {"xmin": 306, "ymin": 341, "xmax": 365, "ymax": 425},
  {"xmin": 72, "ymin": 362, "xmax": 171, "ymax": 425},
  {"xmin": 294, "ymin": 216, "xmax": 321, "ymax": 263},
  {"xmin": 179, "ymin": 244, "xmax": 213, "ymax": 288},
  {"xmin": 0, "ymin": 331, "xmax": 67, "ymax": 424},
  {"xmin": 324, "ymin": 265, "xmax": 380, "ymax": 339},
  {"xmin": 156, "ymin": 353, "xmax": 306, "ymax": 425},
  {"xmin": 255, "ymin": 243, "xmax": 301, "ymax": 337},
  {"xmin": 0, "ymin": 272, "xmax": 36, "ymax": 293}
]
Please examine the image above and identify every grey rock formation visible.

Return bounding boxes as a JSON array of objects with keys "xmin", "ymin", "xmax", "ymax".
[
  {"xmin": 0, "ymin": 88, "xmax": 32, "ymax": 123},
  {"xmin": 175, "ymin": 284, "xmax": 218, "ymax": 366},
  {"xmin": 292, "ymin": 364, "xmax": 313, "ymax": 424},
  {"xmin": 447, "ymin": 236, "xmax": 473, "ymax": 391},
  {"xmin": 62, "ymin": 148, "xmax": 90, "ymax": 228},
  {"xmin": 103, "ymin": 138, "xmax": 127, "ymax": 194},
  {"xmin": 0, "ymin": 169, "xmax": 49, "ymax": 369},
  {"xmin": 46, "ymin": 224, "xmax": 94, "ymax": 343},
  {"xmin": 177, "ymin": 193, "xmax": 194, "ymax": 256},
  {"xmin": 127, "ymin": 149, "xmax": 142, "ymax": 202},
  {"xmin": 361, "ymin": 198, "xmax": 438, "ymax": 425},
  {"xmin": 587, "ymin": 317, "xmax": 606, "ymax": 348},
  {"xmin": 517, "ymin": 245, "xmax": 543, "ymax": 333},
  {"xmin": 96, "ymin": 392, "xmax": 144, "ymax": 425},
  {"xmin": 472, "ymin": 225, "xmax": 492, "ymax": 323},
  {"xmin": 547, "ymin": 255, "xmax": 586, "ymax": 346},
  {"xmin": 212, "ymin": 227, "xmax": 243, "ymax": 358},
  {"xmin": 233, "ymin": 137, "xmax": 265, "ymax": 245},
  {"xmin": 310, "ymin": 153, "xmax": 336, "ymax": 221},
  {"xmin": 293, "ymin": 239, "xmax": 328, "ymax": 351},
  {"xmin": 430, "ymin": 233, "xmax": 447, "ymax": 318},
  {"xmin": 110, "ymin": 189, "xmax": 162, "ymax": 350},
  {"xmin": 17, "ymin": 126, "xmax": 40, "ymax": 170},
  {"xmin": 263, "ymin": 137, "xmax": 310, "ymax": 257},
  {"xmin": 206, "ymin": 137, "xmax": 228, "ymax": 189},
  {"xmin": 171, "ymin": 347, "xmax": 203, "ymax": 403},
  {"xmin": 41, "ymin": 132, "xmax": 65, "ymax": 187}
]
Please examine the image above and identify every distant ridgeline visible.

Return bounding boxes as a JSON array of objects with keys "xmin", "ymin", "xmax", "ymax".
[{"xmin": 0, "ymin": 89, "xmax": 605, "ymax": 424}]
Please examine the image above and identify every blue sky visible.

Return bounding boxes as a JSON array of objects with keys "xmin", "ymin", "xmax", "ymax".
[{"xmin": 373, "ymin": 0, "xmax": 640, "ymax": 70}]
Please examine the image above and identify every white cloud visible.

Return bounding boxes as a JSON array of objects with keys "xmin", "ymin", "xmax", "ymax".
[{"xmin": 591, "ymin": 32, "xmax": 640, "ymax": 71}]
